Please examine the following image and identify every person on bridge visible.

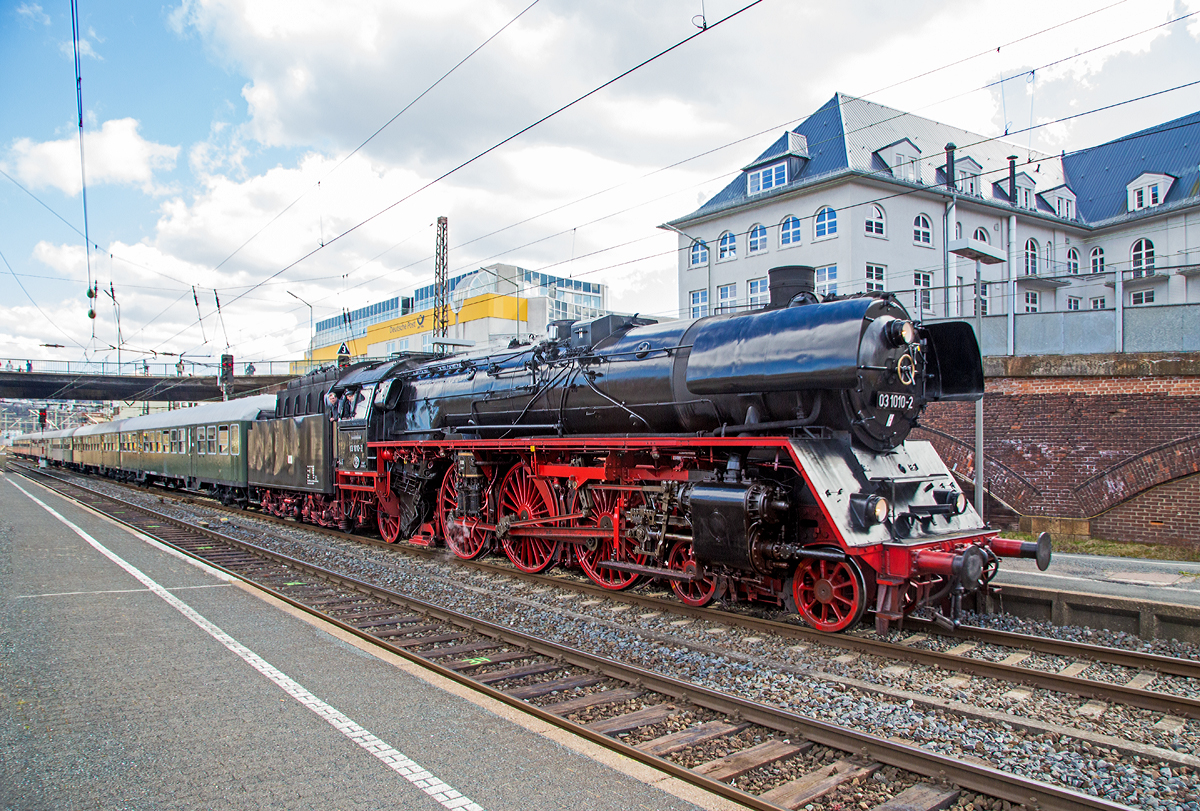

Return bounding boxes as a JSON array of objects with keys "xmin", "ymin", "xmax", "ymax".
[
  {"xmin": 25, "ymin": 360, "xmax": 31, "ymax": 372},
  {"xmin": 176, "ymin": 359, "xmax": 185, "ymax": 376},
  {"xmin": 4, "ymin": 361, "xmax": 12, "ymax": 371}
]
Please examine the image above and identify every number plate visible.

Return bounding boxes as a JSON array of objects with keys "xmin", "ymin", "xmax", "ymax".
[{"xmin": 876, "ymin": 392, "xmax": 914, "ymax": 411}]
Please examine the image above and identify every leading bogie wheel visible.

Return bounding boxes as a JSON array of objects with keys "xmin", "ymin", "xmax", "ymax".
[
  {"xmin": 790, "ymin": 553, "xmax": 867, "ymax": 633},
  {"xmin": 438, "ymin": 465, "xmax": 493, "ymax": 560},
  {"xmin": 377, "ymin": 506, "xmax": 403, "ymax": 543},
  {"xmin": 497, "ymin": 462, "xmax": 559, "ymax": 573},
  {"xmin": 666, "ymin": 539, "xmax": 717, "ymax": 607}
]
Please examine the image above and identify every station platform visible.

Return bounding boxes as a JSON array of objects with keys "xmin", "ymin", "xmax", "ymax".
[
  {"xmin": 994, "ymin": 550, "xmax": 1200, "ymax": 609},
  {"xmin": 0, "ymin": 470, "xmax": 733, "ymax": 811}
]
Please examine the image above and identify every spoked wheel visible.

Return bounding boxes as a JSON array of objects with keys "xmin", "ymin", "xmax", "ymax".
[
  {"xmin": 576, "ymin": 488, "xmax": 647, "ymax": 591},
  {"xmin": 438, "ymin": 466, "xmax": 493, "ymax": 560},
  {"xmin": 666, "ymin": 539, "xmax": 717, "ymax": 607},
  {"xmin": 498, "ymin": 462, "xmax": 559, "ymax": 573},
  {"xmin": 377, "ymin": 504, "xmax": 403, "ymax": 543},
  {"xmin": 791, "ymin": 553, "xmax": 867, "ymax": 633}
]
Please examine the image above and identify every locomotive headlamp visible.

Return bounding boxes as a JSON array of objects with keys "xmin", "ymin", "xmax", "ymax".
[
  {"xmin": 850, "ymin": 493, "xmax": 889, "ymax": 528},
  {"xmin": 933, "ymin": 489, "xmax": 968, "ymax": 514},
  {"xmin": 884, "ymin": 319, "xmax": 917, "ymax": 347}
]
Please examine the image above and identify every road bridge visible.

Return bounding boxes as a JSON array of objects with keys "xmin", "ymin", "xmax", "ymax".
[{"xmin": 0, "ymin": 370, "xmax": 292, "ymax": 402}]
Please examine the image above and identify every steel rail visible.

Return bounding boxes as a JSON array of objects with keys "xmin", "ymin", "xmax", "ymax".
[
  {"xmin": 12, "ymin": 460, "xmax": 1200, "ymax": 710},
  {"xmin": 11, "ymin": 463, "xmax": 1132, "ymax": 811}
]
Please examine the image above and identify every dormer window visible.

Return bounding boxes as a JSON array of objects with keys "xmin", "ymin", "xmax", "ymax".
[
  {"xmin": 876, "ymin": 138, "xmax": 922, "ymax": 184},
  {"xmin": 748, "ymin": 162, "xmax": 787, "ymax": 195},
  {"xmin": 952, "ymin": 157, "xmax": 982, "ymax": 196},
  {"xmin": 1057, "ymin": 198, "xmax": 1072, "ymax": 219},
  {"xmin": 1126, "ymin": 172, "xmax": 1174, "ymax": 212}
]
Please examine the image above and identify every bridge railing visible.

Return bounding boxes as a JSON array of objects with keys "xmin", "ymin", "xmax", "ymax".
[{"xmin": 0, "ymin": 359, "xmax": 300, "ymax": 377}]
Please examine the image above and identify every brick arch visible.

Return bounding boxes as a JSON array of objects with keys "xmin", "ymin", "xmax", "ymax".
[
  {"xmin": 1073, "ymin": 432, "xmax": 1200, "ymax": 517},
  {"xmin": 910, "ymin": 426, "xmax": 1040, "ymax": 513}
]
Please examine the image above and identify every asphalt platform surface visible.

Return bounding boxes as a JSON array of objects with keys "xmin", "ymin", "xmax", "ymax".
[{"xmin": 0, "ymin": 470, "xmax": 728, "ymax": 811}]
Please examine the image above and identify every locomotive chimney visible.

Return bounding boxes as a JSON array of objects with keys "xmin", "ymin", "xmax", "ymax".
[{"xmin": 767, "ymin": 266, "xmax": 816, "ymax": 309}]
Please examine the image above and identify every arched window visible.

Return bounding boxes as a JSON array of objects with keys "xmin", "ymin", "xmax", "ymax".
[
  {"xmin": 1131, "ymin": 238, "xmax": 1155, "ymax": 277},
  {"xmin": 1090, "ymin": 247, "xmax": 1105, "ymax": 274},
  {"xmin": 1067, "ymin": 248, "xmax": 1080, "ymax": 274},
  {"xmin": 913, "ymin": 214, "xmax": 932, "ymax": 245},
  {"xmin": 748, "ymin": 224, "xmax": 768, "ymax": 253},
  {"xmin": 973, "ymin": 227, "xmax": 989, "ymax": 244},
  {"xmin": 1024, "ymin": 238, "xmax": 1039, "ymax": 276},
  {"xmin": 718, "ymin": 231, "xmax": 737, "ymax": 260},
  {"xmin": 815, "ymin": 206, "xmax": 837, "ymax": 238},
  {"xmin": 780, "ymin": 216, "xmax": 802, "ymax": 246},
  {"xmin": 865, "ymin": 204, "xmax": 885, "ymax": 236},
  {"xmin": 689, "ymin": 240, "xmax": 708, "ymax": 266},
  {"xmin": 955, "ymin": 222, "xmax": 963, "ymax": 240}
]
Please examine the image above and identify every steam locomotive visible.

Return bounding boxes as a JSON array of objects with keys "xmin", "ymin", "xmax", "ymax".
[{"xmin": 12, "ymin": 265, "xmax": 1050, "ymax": 633}]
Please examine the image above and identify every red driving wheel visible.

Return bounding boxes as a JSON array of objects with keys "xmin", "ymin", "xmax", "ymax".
[
  {"xmin": 576, "ymin": 489, "xmax": 647, "ymax": 590},
  {"xmin": 437, "ymin": 466, "xmax": 493, "ymax": 560},
  {"xmin": 498, "ymin": 462, "xmax": 559, "ymax": 573},
  {"xmin": 791, "ymin": 554, "xmax": 867, "ymax": 633}
]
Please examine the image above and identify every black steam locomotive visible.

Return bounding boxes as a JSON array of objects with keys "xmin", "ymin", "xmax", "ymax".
[
  {"xmin": 308, "ymin": 264, "xmax": 1049, "ymax": 633},
  {"xmin": 16, "ymin": 265, "xmax": 1050, "ymax": 633}
]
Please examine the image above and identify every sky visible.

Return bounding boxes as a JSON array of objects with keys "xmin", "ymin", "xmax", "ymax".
[{"xmin": 2, "ymin": 0, "xmax": 1199, "ymax": 370}]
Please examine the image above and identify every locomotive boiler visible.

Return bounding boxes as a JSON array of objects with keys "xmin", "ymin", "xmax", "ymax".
[{"xmin": 331, "ymin": 265, "xmax": 1050, "ymax": 633}]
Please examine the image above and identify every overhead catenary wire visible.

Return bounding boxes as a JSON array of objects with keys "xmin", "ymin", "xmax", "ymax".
[
  {"xmin": 70, "ymin": 0, "xmax": 95, "ymax": 341},
  {"xmin": 16, "ymin": 4, "xmax": 1196, "ymax": 363},
  {"xmin": 214, "ymin": 0, "xmax": 767, "ymax": 314}
]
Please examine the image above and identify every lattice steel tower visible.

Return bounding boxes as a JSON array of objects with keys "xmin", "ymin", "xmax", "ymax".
[{"xmin": 433, "ymin": 216, "xmax": 449, "ymax": 345}]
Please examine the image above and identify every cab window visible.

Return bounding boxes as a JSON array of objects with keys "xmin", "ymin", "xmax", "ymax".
[{"xmin": 353, "ymin": 384, "xmax": 375, "ymax": 420}]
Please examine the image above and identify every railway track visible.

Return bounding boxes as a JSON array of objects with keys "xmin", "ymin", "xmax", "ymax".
[
  {"xmin": 11, "ymin": 462, "xmax": 1144, "ymax": 811},
  {"xmin": 13, "ymin": 461, "xmax": 1200, "ymax": 724}
]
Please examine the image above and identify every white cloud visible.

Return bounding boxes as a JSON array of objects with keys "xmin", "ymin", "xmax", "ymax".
[
  {"xmin": 6, "ymin": 118, "xmax": 179, "ymax": 196},
  {"xmin": 16, "ymin": 3, "xmax": 50, "ymax": 25}
]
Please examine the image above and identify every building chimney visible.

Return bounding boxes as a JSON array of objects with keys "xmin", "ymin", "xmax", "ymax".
[
  {"xmin": 945, "ymin": 143, "xmax": 956, "ymax": 191},
  {"xmin": 1008, "ymin": 155, "xmax": 1018, "ymax": 203}
]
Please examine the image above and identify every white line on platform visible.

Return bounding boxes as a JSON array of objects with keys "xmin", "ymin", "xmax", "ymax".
[
  {"xmin": 9, "ymin": 477, "xmax": 485, "ymax": 811},
  {"xmin": 16, "ymin": 584, "xmax": 233, "ymax": 599}
]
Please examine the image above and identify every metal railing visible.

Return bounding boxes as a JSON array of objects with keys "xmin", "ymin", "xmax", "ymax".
[{"xmin": 0, "ymin": 359, "xmax": 299, "ymax": 377}]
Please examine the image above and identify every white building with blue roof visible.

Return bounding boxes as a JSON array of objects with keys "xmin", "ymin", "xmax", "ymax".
[{"xmin": 665, "ymin": 93, "xmax": 1200, "ymax": 355}]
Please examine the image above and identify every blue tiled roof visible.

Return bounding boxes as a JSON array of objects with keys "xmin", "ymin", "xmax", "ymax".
[
  {"xmin": 1062, "ymin": 110, "xmax": 1200, "ymax": 224},
  {"xmin": 676, "ymin": 93, "xmax": 1059, "ymax": 223}
]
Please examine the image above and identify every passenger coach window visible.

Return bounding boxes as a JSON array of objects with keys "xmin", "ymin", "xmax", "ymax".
[
  {"xmin": 230, "ymin": 427, "xmax": 240, "ymax": 456},
  {"xmin": 208, "ymin": 426, "xmax": 217, "ymax": 455},
  {"xmin": 218, "ymin": 425, "xmax": 229, "ymax": 455},
  {"xmin": 198, "ymin": 428, "xmax": 206, "ymax": 455}
]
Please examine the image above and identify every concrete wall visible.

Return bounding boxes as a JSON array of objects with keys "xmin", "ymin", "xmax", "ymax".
[{"xmin": 933, "ymin": 302, "xmax": 1200, "ymax": 356}]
